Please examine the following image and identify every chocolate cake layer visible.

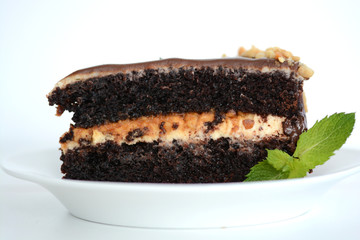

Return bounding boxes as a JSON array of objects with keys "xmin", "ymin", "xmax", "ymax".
[
  {"xmin": 49, "ymin": 54, "xmax": 311, "ymax": 183},
  {"xmin": 48, "ymin": 62, "xmax": 305, "ymax": 128},
  {"xmin": 60, "ymin": 137, "xmax": 293, "ymax": 183}
]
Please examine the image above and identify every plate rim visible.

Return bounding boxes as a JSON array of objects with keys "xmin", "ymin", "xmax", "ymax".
[{"xmin": 2, "ymin": 148, "xmax": 360, "ymax": 228}]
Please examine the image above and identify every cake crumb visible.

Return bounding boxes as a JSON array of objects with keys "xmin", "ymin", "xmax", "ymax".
[{"xmin": 56, "ymin": 105, "xmax": 65, "ymax": 116}]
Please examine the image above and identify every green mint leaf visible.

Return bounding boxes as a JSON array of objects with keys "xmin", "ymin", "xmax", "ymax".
[
  {"xmin": 267, "ymin": 149, "xmax": 309, "ymax": 178},
  {"xmin": 293, "ymin": 112, "xmax": 355, "ymax": 169},
  {"xmin": 245, "ymin": 112, "xmax": 355, "ymax": 182},
  {"xmin": 286, "ymin": 158, "xmax": 309, "ymax": 179},
  {"xmin": 244, "ymin": 160, "xmax": 289, "ymax": 182},
  {"xmin": 245, "ymin": 149, "xmax": 308, "ymax": 181},
  {"xmin": 266, "ymin": 149, "xmax": 293, "ymax": 171}
]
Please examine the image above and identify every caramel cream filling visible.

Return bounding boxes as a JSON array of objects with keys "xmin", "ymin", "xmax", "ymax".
[{"xmin": 61, "ymin": 112, "xmax": 286, "ymax": 153}]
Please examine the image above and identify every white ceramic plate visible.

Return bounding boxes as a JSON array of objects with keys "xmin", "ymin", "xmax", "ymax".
[{"xmin": 2, "ymin": 148, "xmax": 360, "ymax": 229}]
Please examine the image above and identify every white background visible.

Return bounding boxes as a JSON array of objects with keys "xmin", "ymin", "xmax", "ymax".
[{"xmin": 1, "ymin": 0, "xmax": 360, "ymax": 239}]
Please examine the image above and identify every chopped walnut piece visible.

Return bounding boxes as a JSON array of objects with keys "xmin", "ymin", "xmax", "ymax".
[
  {"xmin": 298, "ymin": 63, "xmax": 314, "ymax": 79},
  {"xmin": 255, "ymin": 52, "xmax": 265, "ymax": 59},
  {"xmin": 238, "ymin": 46, "xmax": 301, "ymax": 63},
  {"xmin": 227, "ymin": 110, "xmax": 237, "ymax": 117},
  {"xmin": 303, "ymin": 92, "xmax": 308, "ymax": 112},
  {"xmin": 237, "ymin": 46, "xmax": 314, "ymax": 78},
  {"xmin": 243, "ymin": 119, "xmax": 255, "ymax": 129},
  {"xmin": 278, "ymin": 57, "xmax": 285, "ymax": 63},
  {"xmin": 238, "ymin": 46, "xmax": 246, "ymax": 56},
  {"xmin": 239, "ymin": 45, "xmax": 261, "ymax": 58}
]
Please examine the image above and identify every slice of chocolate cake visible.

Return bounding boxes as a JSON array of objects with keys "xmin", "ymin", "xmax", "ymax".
[{"xmin": 47, "ymin": 47, "xmax": 314, "ymax": 183}]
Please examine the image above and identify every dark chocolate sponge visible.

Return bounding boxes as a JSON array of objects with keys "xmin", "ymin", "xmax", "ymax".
[
  {"xmin": 49, "ymin": 66, "xmax": 304, "ymax": 128},
  {"xmin": 60, "ymin": 137, "xmax": 293, "ymax": 183}
]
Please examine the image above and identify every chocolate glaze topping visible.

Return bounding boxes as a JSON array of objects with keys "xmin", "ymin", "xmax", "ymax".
[
  {"xmin": 71, "ymin": 57, "xmax": 298, "ymax": 74},
  {"xmin": 51, "ymin": 57, "xmax": 301, "ymax": 92}
]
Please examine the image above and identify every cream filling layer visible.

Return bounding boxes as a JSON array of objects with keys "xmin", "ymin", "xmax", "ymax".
[{"xmin": 61, "ymin": 112, "xmax": 286, "ymax": 153}]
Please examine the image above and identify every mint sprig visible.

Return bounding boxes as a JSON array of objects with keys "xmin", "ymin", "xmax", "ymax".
[{"xmin": 244, "ymin": 112, "xmax": 356, "ymax": 182}]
